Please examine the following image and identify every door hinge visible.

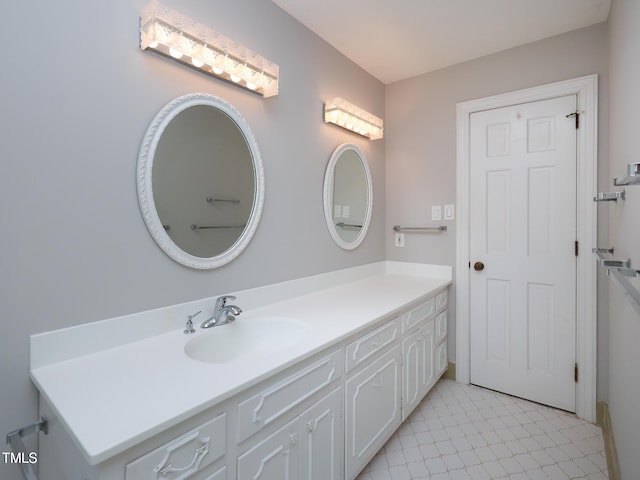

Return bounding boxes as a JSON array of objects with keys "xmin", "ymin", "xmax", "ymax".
[
  {"xmin": 575, "ymin": 240, "xmax": 579, "ymax": 257},
  {"xmin": 566, "ymin": 111, "xmax": 579, "ymax": 129},
  {"xmin": 574, "ymin": 363, "xmax": 579, "ymax": 383}
]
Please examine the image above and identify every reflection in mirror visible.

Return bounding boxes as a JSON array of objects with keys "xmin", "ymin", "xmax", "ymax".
[
  {"xmin": 323, "ymin": 144, "xmax": 373, "ymax": 250},
  {"xmin": 154, "ymin": 105, "xmax": 253, "ymax": 257},
  {"xmin": 138, "ymin": 93, "xmax": 265, "ymax": 269}
]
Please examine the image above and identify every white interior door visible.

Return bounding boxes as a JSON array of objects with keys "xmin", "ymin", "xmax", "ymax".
[{"xmin": 469, "ymin": 95, "xmax": 577, "ymax": 412}]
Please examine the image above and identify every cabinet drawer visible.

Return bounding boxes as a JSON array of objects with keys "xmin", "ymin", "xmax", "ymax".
[
  {"xmin": 401, "ymin": 298, "xmax": 435, "ymax": 333},
  {"xmin": 435, "ymin": 310, "xmax": 447, "ymax": 345},
  {"xmin": 125, "ymin": 413, "xmax": 226, "ymax": 480},
  {"xmin": 345, "ymin": 317, "xmax": 400, "ymax": 372},
  {"xmin": 435, "ymin": 341, "xmax": 447, "ymax": 378},
  {"xmin": 237, "ymin": 350, "xmax": 342, "ymax": 443},
  {"xmin": 435, "ymin": 289, "xmax": 448, "ymax": 312}
]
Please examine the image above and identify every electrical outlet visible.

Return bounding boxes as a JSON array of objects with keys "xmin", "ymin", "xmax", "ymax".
[
  {"xmin": 394, "ymin": 232, "xmax": 405, "ymax": 247},
  {"xmin": 334, "ymin": 204, "xmax": 342, "ymax": 218},
  {"xmin": 342, "ymin": 205, "xmax": 350, "ymax": 218}
]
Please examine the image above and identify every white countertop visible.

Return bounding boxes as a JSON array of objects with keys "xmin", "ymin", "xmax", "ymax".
[{"xmin": 30, "ymin": 261, "xmax": 451, "ymax": 465}]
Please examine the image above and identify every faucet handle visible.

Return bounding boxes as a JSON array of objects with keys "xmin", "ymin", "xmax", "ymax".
[{"xmin": 215, "ymin": 295, "xmax": 236, "ymax": 309}]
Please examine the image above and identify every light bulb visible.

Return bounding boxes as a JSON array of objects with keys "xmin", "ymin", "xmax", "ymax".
[
  {"xmin": 191, "ymin": 57, "xmax": 204, "ymax": 67},
  {"xmin": 169, "ymin": 47, "xmax": 183, "ymax": 59},
  {"xmin": 230, "ymin": 74, "xmax": 241, "ymax": 83},
  {"xmin": 246, "ymin": 81, "xmax": 257, "ymax": 90}
]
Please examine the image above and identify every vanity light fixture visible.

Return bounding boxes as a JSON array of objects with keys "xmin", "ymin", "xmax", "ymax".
[
  {"xmin": 140, "ymin": 1, "xmax": 279, "ymax": 97},
  {"xmin": 324, "ymin": 97, "xmax": 384, "ymax": 140}
]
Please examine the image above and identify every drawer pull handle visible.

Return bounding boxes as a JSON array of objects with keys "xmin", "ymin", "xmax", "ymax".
[
  {"xmin": 154, "ymin": 442, "xmax": 209, "ymax": 477},
  {"xmin": 372, "ymin": 372, "xmax": 383, "ymax": 387},
  {"xmin": 373, "ymin": 337, "xmax": 383, "ymax": 346}
]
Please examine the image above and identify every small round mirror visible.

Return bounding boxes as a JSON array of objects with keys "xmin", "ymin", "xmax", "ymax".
[
  {"xmin": 323, "ymin": 143, "xmax": 373, "ymax": 250},
  {"xmin": 137, "ymin": 93, "xmax": 265, "ymax": 269}
]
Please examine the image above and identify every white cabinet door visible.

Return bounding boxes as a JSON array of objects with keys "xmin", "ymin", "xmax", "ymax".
[
  {"xmin": 345, "ymin": 345, "xmax": 401, "ymax": 480},
  {"xmin": 402, "ymin": 320, "xmax": 435, "ymax": 420},
  {"xmin": 299, "ymin": 387, "xmax": 342, "ymax": 480},
  {"xmin": 435, "ymin": 341, "xmax": 448, "ymax": 379},
  {"xmin": 237, "ymin": 418, "xmax": 300, "ymax": 480},
  {"xmin": 402, "ymin": 326, "xmax": 424, "ymax": 420},
  {"xmin": 421, "ymin": 320, "xmax": 436, "ymax": 396}
]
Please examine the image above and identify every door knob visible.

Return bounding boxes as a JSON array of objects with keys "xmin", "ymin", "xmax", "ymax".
[{"xmin": 473, "ymin": 261, "xmax": 485, "ymax": 271}]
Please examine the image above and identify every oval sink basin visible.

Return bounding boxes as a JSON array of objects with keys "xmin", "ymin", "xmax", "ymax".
[{"xmin": 184, "ymin": 317, "xmax": 311, "ymax": 364}]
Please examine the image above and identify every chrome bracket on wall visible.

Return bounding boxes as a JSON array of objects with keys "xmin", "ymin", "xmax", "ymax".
[
  {"xmin": 5, "ymin": 417, "xmax": 48, "ymax": 480},
  {"xmin": 613, "ymin": 162, "xmax": 640, "ymax": 186},
  {"xmin": 593, "ymin": 191, "xmax": 625, "ymax": 202},
  {"xmin": 593, "ymin": 248, "xmax": 640, "ymax": 316}
]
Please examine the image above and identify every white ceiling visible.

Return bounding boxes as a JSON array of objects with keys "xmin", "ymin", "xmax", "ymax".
[{"xmin": 272, "ymin": 0, "xmax": 610, "ymax": 84}]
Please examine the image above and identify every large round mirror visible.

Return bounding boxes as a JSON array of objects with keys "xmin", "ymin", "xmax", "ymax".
[
  {"xmin": 323, "ymin": 143, "xmax": 373, "ymax": 250},
  {"xmin": 137, "ymin": 93, "xmax": 265, "ymax": 269}
]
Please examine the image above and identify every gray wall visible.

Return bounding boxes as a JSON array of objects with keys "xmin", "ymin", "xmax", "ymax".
[
  {"xmin": 0, "ymin": 1, "xmax": 384, "ymax": 478},
  {"xmin": 607, "ymin": 0, "xmax": 640, "ymax": 477},
  {"xmin": 384, "ymin": 23, "xmax": 610, "ymax": 400}
]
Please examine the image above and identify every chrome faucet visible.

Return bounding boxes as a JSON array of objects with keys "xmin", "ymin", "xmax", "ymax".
[{"xmin": 201, "ymin": 295, "xmax": 242, "ymax": 328}]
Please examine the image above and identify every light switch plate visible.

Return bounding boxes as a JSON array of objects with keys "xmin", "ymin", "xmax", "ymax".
[
  {"xmin": 444, "ymin": 204, "xmax": 455, "ymax": 220},
  {"xmin": 342, "ymin": 205, "xmax": 350, "ymax": 218},
  {"xmin": 334, "ymin": 205, "xmax": 342, "ymax": 218},
  {"xmin": 431, "ymin": 205, "xmax": 442, "ymax": 221}
]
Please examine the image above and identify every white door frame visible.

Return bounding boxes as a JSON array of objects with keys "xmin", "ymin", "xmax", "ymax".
[{"xmin": 455, "ymin": 75, "xmax": 598, "ymax": 422}]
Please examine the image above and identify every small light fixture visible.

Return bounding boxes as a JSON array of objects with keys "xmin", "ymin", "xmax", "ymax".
[
  {"xmin": 140, "ymin": 1, "xmax": 279, "ymax": 97},
  {"xmin": 324, "ymin": 97, "xmax": 384, "ymax": 140}
]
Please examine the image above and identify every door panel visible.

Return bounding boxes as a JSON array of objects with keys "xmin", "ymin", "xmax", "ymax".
[
  {"xmin": 299, "ymin": 387, "xmax": 342, "ymax": 480},
  {"xmin": 469, "ymin": 95, "xmax": 577, "ymax": 412},
  {"xmin": 345, "ymin": 345, "xmax": 401, "ymax": 479}
]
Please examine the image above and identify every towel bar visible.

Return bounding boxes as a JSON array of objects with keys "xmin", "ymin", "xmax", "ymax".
[
  {"xmin": 393, "ymin": 225, "xmax": 447, "ymax": 232},
  {"xmin": 336, "ymin": 222, "xmax": 363, "ymax": 228},
  {"xmin": 191, "ymin": 224, "xmax": 246, "ymax": 230}
]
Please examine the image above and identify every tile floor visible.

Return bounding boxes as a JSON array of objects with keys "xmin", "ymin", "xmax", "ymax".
[{"xmin": 356, "ymin": 379, "xmax": 608, "ymax": 480}]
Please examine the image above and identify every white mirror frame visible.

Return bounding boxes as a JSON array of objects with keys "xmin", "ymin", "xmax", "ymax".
[
  {"xmin": 137, "ymin": 93, "xmax": 265, "ymax": 269},
  {"xmin": 323, "ymin": 143, "xmax": 373, "ymax": 250}
]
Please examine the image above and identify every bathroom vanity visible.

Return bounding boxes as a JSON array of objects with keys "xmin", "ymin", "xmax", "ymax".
[{"xmin": 30, "ymin": 262, "xmax": 451, "ymax": 480}]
